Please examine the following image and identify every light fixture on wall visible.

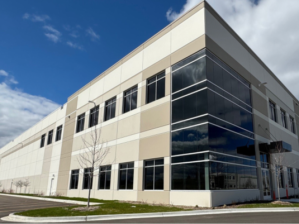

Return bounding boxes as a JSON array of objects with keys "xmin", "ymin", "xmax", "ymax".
[{"xmin": 258, "ymin": 82, "xmax": 267, "ymax": 87}]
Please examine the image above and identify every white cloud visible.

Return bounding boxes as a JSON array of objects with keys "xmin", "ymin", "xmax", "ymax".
[
  {"xmin": 23, "ymin": 13, "xmax": 50, "ymax": 22},
  {"xmin": 167, "ymin": 0, "xmax": 299, "ymax": 99},
  {"xmin": 0, "ymin": 70, "xmax": 8, "ymax": 77},
  {"xmin": 86, "ymin": 27, "xmax": 100, "ymax": 41},
  {"xmin": 66, "ymin": 41, "xmax": 84, "ymax": 50},
  {"xmin": 43, "ymin": 25, "xmax": 61, "ymax": 43},
  {"xmin": 0, "ymin": 83, "xmax": 59, "ymax": 148},
  {"xmin": 166, "ymin": 0, "xmax": 202, "ymax": 22}
]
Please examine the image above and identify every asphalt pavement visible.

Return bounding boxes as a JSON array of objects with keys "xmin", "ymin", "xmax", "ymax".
[{"xmin": 0, "ymin": 194, "xmax": 72, "ymax": 223}]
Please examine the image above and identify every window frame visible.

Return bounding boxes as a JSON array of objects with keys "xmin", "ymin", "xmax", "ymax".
[
  {"xmin": 47, "ymin": 130, "xmax": 53, "ymax": 145},
  {"xmin": 76, "ymin": 113, "xmax": 85, "ymax": 133},
  {"xmin": 144, "ymin": 158, "xmax": 164, "ymax": 190},
  {"xmin": 55, "ymin": 125, "xmax": 63, "ymax": 142},
  {"xmin": 146, "ymin": 71, "xmax": 165, "ymax": 104},
  {"xmin": 290, "ymin": 116, "xmax": 296, "ymax": 134},
  {"xmin": 69, "ymin": 169, "xmax": 79, "ymax": 189},
  {"xmin": 89, "ymin": 105, "xmax": 99, "ymax": 128},
  {"xmin": 280, "ymin": 109, "xmax": 287, "ymax": 129},
  {"xmin": 287, "ymin": 167, "xmax": 294, "ymax": 188},
  {"xmin": 98, "ymin": 165, "xmax": 112, "ymax": 190},
  {"xmin": 40, "ymin": 134, "xmax": 46, "ymax": 148},
  {"xmin": 118, "ymin": 162, "xmax": 134, "ymax": 190},
  {"xmin": 104, "ymin": 97, "xmax": 117, "ymax": 122},
  {"xmin": 123, "ymin": 86, "xmax": 138, "ymax": 114},
  {"xmin": 82, "ymin": 167, "xmax": 93, "ymax": 190},
  {"xmin": 269, "ymin": 100, "xmax": 277, "ymax": 122}
]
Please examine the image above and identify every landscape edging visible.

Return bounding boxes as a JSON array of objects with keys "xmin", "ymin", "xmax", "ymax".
[{"xmin": 2, "ymin": 208, "xmax": 299, "ymax": 222}]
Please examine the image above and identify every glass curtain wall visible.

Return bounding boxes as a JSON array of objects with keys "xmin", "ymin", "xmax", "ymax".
[{"xmin": 171, "ymin": 49, "xmax": 257, "ymax": 190}]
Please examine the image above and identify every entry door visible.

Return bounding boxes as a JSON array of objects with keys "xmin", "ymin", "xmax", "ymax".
[{"xmin": 262, "ymin": 169, "xmax": 271, "ymax": 200}]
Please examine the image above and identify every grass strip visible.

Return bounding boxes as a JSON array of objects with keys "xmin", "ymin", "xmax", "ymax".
[{"xmin": 16, "ymin": 201, "xmax": 187, "ymax": 217}]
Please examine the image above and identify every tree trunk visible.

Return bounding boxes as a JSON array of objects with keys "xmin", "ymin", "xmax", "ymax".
[{"xmin": 87, "ymin": 176, "xmax": 91, "ymax": 208}]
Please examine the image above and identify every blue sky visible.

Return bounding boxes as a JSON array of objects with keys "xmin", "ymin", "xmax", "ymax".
[
  {"xmin": 1, "ymin": 0, "xmax": 299, "ymax": 148},
  {"xmin": 0, "ymin": 0, "xmax": 188, "ymax": 105}
]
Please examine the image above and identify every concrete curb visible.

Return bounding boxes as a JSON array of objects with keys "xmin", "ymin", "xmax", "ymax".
[
  {"xmin": 0, "ymin": 193, "xmax": 101, "ymax": 206},
  {"xmin": 2, "ymin": 208, "xmax": 299, "ymax": 222}
]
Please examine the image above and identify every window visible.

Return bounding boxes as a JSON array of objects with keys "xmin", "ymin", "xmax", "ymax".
[
  {"xmin": 281, "ymin": 110, "xmax": 287, "ymax": 128},
  {"xmin": 172, "ymin": 162, "xmax": 206, "ymax": 190},
  {"xmin": 123, "ymin": 86, "xmax": 138, "ymax": 113},
  {"xmin": 277, "ymin": 166, "xmax": 284, "ymax": 188},
  {"xmin": 47, "ymin": 130, "xmax": 53, "ymax": 145},
  {"xmin": 98, "ymin": 165, "xmax": 111, "ymax": 190},
  {"xmin": 89, "ymin": 106, "xmax": 99, "ymax": 128},
  {"xmin": 40, "ymin": 134, "xmax": 46, "ymax": 148},
  {"xmin": 269, "ymin": 101, "xmax": 277, "ymax": 122},
  {"xmin": 290, "ymin": 116, "xmax": 296, "ymax": 134},
  {"xmin": 288, "ymin": 168, "xmax": 293, "ymax": 188},
  {"xmin": 297, "ymin": 169, "xmax": 299, "ymax": 188},
  {"xmin": 70, "ymin": 169, "xmax": 79, "ymax": 189},
  {"xmin": 104, "ymin": 97, "xmax": 116, "ymax": 121},
  {"xmin": 55, "ymin": 125, "xmax": 63, "ymax": 141},
  {"xmin": 144, "ymin": 159, "xmax": 164, "ymax": 190},
  {"xmin": 147, "ymin": 72, "xmax": 165, "ymax": 104},
  {"xmin": 83, "ymin": 168, "xmax": 93, "ymax": 189},
  {"xmin": 76, "ymin": 113, "xmax": 85, "ymax": 133},
  {"xmin": 119, "ymin": 162, "xmax": 134, "ymax": 190}
]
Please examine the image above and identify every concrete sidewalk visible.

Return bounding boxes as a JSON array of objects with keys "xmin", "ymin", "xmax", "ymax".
[
  {"xmin": 2, "ymin": 207, "xmax": 299, "ymax": 223},
  {"xmin": 0, "ymin": 193, "xmax": 101, "ymax": 206}
]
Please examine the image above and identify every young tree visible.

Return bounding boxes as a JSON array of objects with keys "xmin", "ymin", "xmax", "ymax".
[
  {"xmin": 23, "ymin": 179, "xmax": 30, "ymax": 193},
  {"xmin": 77, "ymin": 104, "xmax": 111, "ymax": 208},
  {"xmin": 17, "ymin": 180, "xmax": 24, "ymax": 194},
  {"xmin": 260, "ymin": 125, "xmax": 295, "ymax": 201}
]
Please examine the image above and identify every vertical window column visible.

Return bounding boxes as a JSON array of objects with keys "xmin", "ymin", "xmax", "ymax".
[
  {"xmin": 269, "ymin": 101, "xmax": 277, "ymax": 122},
  {"xmin": 146, "ymin": 72, "xmax": 165, "ymax": 104},
  {"xmin": 144, "ymin": 159, "xmax": 164, "ymax": 190},
  {"xmin": 104, "ymin": 97, "xmax": 116, "ymax": 121},
  {"xmin": 288, "ymin": 167, "xmax": 294, "ymax": 188},
  {"xmin": 281, "ymin": 110, "xmax": 287, "ymax": 128},
  {"xmin": 119, "ymin": 162, "xmax": 134, "ymax": 190},
  {"xmin": 123, "ymin": 86, "xmax": 138, "ymax": 113},
  {"xmin": 47, "ymin": 130, "xmax": 53, "ymax": 145},
  {"xmin": 76, "ymin": 113, "xmax": 85, "ymax": 133},
  {"xmin": 83, "ymin": 168, "xmax": 93, "ymax": 189},
  {"xmin": 70, "ymin": 169, "xmax": 79, "ymax": 189},
  {"xmin": 290, "ymin": 116, "xmax": 296, "ymax": 134},
  {"xmin": 55, "ymin": 125, "xmax": 63, "ymax": 141},
  {"xmin": 89, "ymin": 106, "xmax": 99, "ymax": 128},
  {"xmin": 98, "ymin": 165, "xmax": 112, "ymax": 190},
  {"xmin": 40, "ymin": 134, "xmax": 46, "ymax": 148}
]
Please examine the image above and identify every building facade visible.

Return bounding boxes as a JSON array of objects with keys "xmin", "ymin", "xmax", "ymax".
[{"xmin": 1, "ymin": 1, "xmax": 299, "ymax": 207}]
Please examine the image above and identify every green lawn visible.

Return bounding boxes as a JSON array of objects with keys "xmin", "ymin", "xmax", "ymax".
[
  {"xmin": 16, "ymin": 201, "xmax": 187, "ymax": 217},
  {"xmin": 238, "ymin": 202, "xmax": 299, "ymax": 208}
]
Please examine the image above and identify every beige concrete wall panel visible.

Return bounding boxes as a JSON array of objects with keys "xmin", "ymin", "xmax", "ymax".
[
  {"xmin": 144, "ymin": 27, "xmax": 171, "ymax": 48},
  {"xmin": 139, "ymin": 132, "xmax": 170, "ymax": 160},
  {"xmin": 117, "ymin": 113, "xmax": 140, "ymax": 139},
  {"xmin": 142, "ymin": 56, "xmax": 170, "ymax": 81},
  {"xmin": 137, "ymin": 166, "xmax": 143, "ymax": 191},
  {"xmin": 165, "ymin": 73, "xmax": 170, "ymax": 96},
  {"xmin": 141, "ymin": 86, "xmax": 146, "ymax": 106},
  {"xmin": 116, "ymin": 98, "xmax": 122, "ymax": 117},
  {"xmin": 121, "ymin": 52, "xmax": 143, "ymax": 83},
  {"xmin": 140, "ymin": 102, "xmax": 170, "ymax": 132},
  {"xmin": 171, "ymin": 35, "xmax": 205, "ymax": 66},
  {"xmin": 171, "ymin": 2, "xmax": 205, "ymax": 29},
  {"xmin": 116, "ymin": 140, "xmax": 139, "ymax": 163},
  {"xmin": 121, "ymin": 73, "xmax": 142, "ymax": 92},
  {"xmin": 171, "ymin": 9, "xmax": 205, "ymax": 54},
  {"xmin": 137, "ymin": 191, "xmax": 170, "ymax": 204},
  {"xmin": 56, "ymin": 171, "xmax": 70, "ymax": 194},
  {"xmin": 252, "ymin": 90, "xmax": 268, "ymax": 117},
  {"xmin": 103, "ymin": 85, "xmax": 121, "ymax": 102},
  {"xmin": 72, "ymin": 134, "xmax": 86, "ymax": 152},
  {"xmin": 100, "ymin": 122, "xmax": 118, "ymax": 143},
  {"xmin": 294, "ymin": 101, "xmax": 299, "ymax": 116},
  {"xmin": 164, "ymin": 164, "xmax": 170, "ymax": 191},
  {"xmin": 170, "ymin": 191, "xmax": 211, "ymax": 207},
  {"xmin": 211, "ymin": 190, "xmax": 259, "ymax": 207},
  {"xmin": 103, "ymin": 66, "xmax": 122, "ymax": 94},
  {"xmin": 253, "ymin": 114, "xmax": 270, "ymax": 139}
]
